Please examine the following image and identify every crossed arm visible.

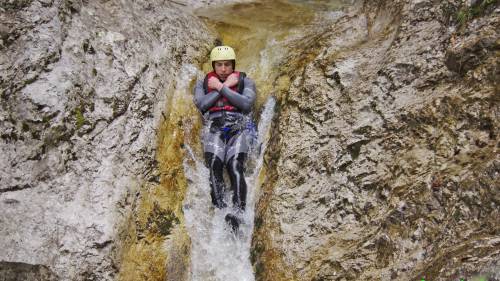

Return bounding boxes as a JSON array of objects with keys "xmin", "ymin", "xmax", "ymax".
[{"xmin": 193, "ymin": 74, "xmax": 257, "ymax": 113}]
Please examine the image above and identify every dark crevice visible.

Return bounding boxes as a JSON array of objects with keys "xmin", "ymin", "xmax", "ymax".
[
  {"xmin": 0, "ymin": 184, "xmax": 33, "ymax": 194},
  {"xmin": 346, "ymin": 139, "xmax": 371, "ymax": 160},
  {"xmin": 93, "ymin": 240, "xmax": 113, "ymax": 249}
]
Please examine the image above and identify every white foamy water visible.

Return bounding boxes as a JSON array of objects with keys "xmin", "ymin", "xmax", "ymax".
[{"xmin": 183, "ymin": 97, "xmax": 275, "ymax": 281}]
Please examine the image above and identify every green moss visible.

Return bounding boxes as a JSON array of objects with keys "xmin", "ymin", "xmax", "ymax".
[
  {"xmin": 42, "ymin": 115, "xmax": 52, "ymax": 128},
  {"xmin": 254, "ymin": 217, "xmax": 263, "ymax": 230},
  {"xmin": 145, "ymin": 202, "xmax": 180, "ymax": 237},
  {"xmin": 475, "ymin": 0, "xmax": 497, "ymax": 12},
  {"xmin": 250, "ymin": 242, "xmax": 264, "ymax": 264},
  {"xmin": 254, "ymin": 262, "xmax": 265, "ymax": 280},
  {"xmin": 75, "ymin": 107, "xmax": 85, "ymax": 129},
  {"xmin": 44, "ymin": 125, "xmax": 72, "ymax": 147},
  {"xmin": 456, "ymin": 0, "xmax": 498, "ymax": 28},
  {"xmin": 456, "ymin": 8, "xmax": 469, "ymax": 27},
  {"xmin": 21, "ymin": 122, "xmax": 30, "ymax": 132}
]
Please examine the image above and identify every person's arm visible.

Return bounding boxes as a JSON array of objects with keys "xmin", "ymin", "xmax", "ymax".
[
  {"xmin": 219, "ymin": 77, "xmax": 256, "ymax": 113},
  {"xmin": 193, "ymin": 79, "xmax": 221, "ymax": 113}
]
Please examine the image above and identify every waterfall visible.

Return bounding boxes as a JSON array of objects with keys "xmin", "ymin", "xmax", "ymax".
[{"xmin": 183, "ymin": 97, "xmax": 276, "ymax": 281}]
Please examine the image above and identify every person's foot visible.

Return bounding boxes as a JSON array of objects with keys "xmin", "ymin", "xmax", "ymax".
[
  {"xmin": 225, "ymin": 213, "xmax": 241, "ymax": 233},
  {"xmin": 214, "ymin": 199, "xmax": 227, "ymax": 209}
]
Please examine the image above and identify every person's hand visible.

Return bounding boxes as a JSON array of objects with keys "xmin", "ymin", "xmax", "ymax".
[
  {"xmin": 223, "ymin": 73, "xmax": 239, "ymax": 88},
  {"xmin": 208, "ymin": 77, "xmax": 223, "ymax": 91}
]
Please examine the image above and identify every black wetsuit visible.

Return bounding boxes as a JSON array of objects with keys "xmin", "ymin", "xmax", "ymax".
[{"xmin": 193, "ymin": 74, "xmax": 257, "ymax": 211}]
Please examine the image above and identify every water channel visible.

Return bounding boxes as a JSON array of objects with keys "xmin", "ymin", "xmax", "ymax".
[{"xmin": 182, "ymin": 1, "xmax": 350, "ymax": 280}]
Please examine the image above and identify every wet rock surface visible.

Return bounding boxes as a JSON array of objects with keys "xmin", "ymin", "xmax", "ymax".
[
  {"xmin": 1, "ymin": 0, "xmax": 498, "ymax": 280},
  {"xmin": 0, "ymin": 0, "xmax": 213, "ymax": 280},
  {"xmin": 0, "ymin": 261, "xmax": 58, "ymax": 281},
  {"xmin": 253, "ymin": 0, "xmax": 499, "ymax": 280}
]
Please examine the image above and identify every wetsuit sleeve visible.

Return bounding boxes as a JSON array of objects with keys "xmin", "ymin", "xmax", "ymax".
[
  {"xmin": 193, "ymin": 78, "xmax": 221, "ymax": 113},
  {"xmin": 219, "ymin": 77, "xmax": 256, "ymax": 113}
]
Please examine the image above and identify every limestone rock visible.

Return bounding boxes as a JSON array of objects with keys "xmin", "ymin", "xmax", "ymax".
[
  {"xmin": 0, "ymin": 0, "xmax": 214, "ymax": 280},
  {"xmin": 253, "ymin": 0, "xmax": 499, "ymax": 280}
]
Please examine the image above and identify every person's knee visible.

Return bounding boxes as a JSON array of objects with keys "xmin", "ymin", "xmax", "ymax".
[
  {"xmin": 227, "ymin": 153, "xmax": 246, "ymax": 174},
  {"xmin": 205, "ymin": 152, "xmax": 224, "ymax": 170}
]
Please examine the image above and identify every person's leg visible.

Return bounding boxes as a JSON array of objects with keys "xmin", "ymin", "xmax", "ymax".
[
  {"xmin": 205, "ymin": 152, "xmax": 227, "ymax": 209},
  {"xmin": 226, "ymin": 153, "xmax": 247, "ymax": 211}
]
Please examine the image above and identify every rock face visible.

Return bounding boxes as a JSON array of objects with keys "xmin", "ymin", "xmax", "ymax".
[
  {"xmin": 0, "ymin": 261, "xmax": 58, "ymax": 281},
  {"xmin": 1, "ymin": 0, "xmax": 498, "ymax": 280},
  {"xmin": 252, "ymin": 0, "xmax": 499, "ymax": 280},
  {"xmin": 0, "ymin": 0, "xmax": 214, "ymax": 280}
]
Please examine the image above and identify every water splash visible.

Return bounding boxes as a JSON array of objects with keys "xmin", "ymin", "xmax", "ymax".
[{"xmin": 183, "ymin": 97, "xmax": 275, "ymax": 281}]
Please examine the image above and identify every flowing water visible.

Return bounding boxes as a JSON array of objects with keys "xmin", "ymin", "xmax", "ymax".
[
  {"xmin": 183, "ymin": 97, "xmax": 275, "ymax": 281},
  {"xmin": 181, "ymin": 1, "xmax": 350, "ymax": 280}
]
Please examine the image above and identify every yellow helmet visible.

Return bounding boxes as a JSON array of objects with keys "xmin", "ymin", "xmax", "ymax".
[{"xmin": 210, "ymin": 46, "xmax": 236, "ymax": 63}]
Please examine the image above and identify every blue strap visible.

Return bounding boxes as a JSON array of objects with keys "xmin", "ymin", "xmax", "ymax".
[{"xmin": 221, "ymin": 126, "xmax": 236, "ymax": 141}]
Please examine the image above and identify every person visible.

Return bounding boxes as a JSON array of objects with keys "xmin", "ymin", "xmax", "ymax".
[{"xmin": 193, "ymin": 45, "xmax": 257, "ymax": 229}]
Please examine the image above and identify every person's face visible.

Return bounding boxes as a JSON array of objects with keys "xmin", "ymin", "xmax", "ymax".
[{"xmin": 214, "ymin": 60, "xmax": 234, "ymax": 80}]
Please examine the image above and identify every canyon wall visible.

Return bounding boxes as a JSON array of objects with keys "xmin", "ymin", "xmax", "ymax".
[
  {"xmin": 252, "ymin": 1, "xmax": 499, "ymax": 280},
  {"xmin": 0, "ymin": 0, "xmax": 214, "ymax": 280}
]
